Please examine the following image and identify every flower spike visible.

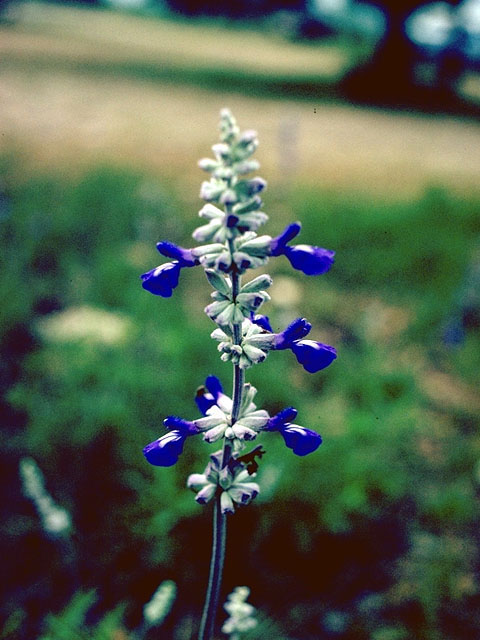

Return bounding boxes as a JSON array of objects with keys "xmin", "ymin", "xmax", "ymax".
[{"xmin": 140, "ymin": 110, "xmax": 339, "ymax": 635}]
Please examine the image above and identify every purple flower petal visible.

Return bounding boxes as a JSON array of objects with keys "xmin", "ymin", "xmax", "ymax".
[
  {"xmin": 266, "ymin": 406, "xmax": 298, "ymax": 430},
  {"xmin": 284, "ymin": 245, "xmax": 335, "ymax": 276},
  {"xmin": 140, "ymin": 262, "xmax": 181, "ymax": 297},
  {"xmin": 270, "ymin": 222, "xmax": 302, "ymax": 256},
  {"xmin": 143, "ymin": 431, "xmax": 186, "ymax": 467},
  {"xmin": 205, "ymin": 375, "xmax": 223, "ymax": 399},
  {"xmin": 280, "ymin": 425, "xmax": 322, "ymax": 456},
  {"xmin": 156, "ymin": 241, "xmax": 197, "ymax": 267},
  {"xmin": 163, "ymin": 415, "xmax": 199, "ymax": 435},
  {"xmin": 251, "ymin": 313, "xmax": 273, "ymax": 332},
  {"xmin": 195, "ymin": 388, "xmax": 216, "ymax": 415},
  {"xmin": 291, "ymin": 340, "xmax": 337, "ymax": 373},
  {"xmin": 273, "ymin": 318, "xmax": 312, "ymax": 350},
  {"xmin": 195, "ymin": 376, "xmax": 224, "ymax": 415},
  {"xmin": 226, "ymin": 214, "xmax": 239, "ymax": 228}
]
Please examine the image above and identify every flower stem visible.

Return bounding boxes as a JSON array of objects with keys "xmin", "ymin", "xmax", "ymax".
[
  {"xmin": 198, "ymin": 266, "xmax": 244, "ymax": 640},
  {"xmin": 231, "ymin": 363, "xmax": 245, "ymax": 423},
  {"xmin": 229, "ymin": 260, "xmax": 244, "ymax": 426},
  {"xmin": 198, "ymin": 496, "xmax": 227, "ymax": 640}
]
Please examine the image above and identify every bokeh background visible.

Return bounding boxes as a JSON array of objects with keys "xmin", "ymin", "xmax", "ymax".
[{"xmin": 1, "ymin": 1, "xmax": 480, "ymax": 639}]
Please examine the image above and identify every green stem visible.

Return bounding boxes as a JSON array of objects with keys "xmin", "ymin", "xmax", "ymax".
[
  {"xmin": 198, "ymin": 266, "xmax": 244, "ymax": 640},
  {"xmin": 229, "ymin": 261, "xmax": 244, "ymax": 426},
  {"xmin": 197, "ymin": 496, "xmax": 227, "ymax": 640}
]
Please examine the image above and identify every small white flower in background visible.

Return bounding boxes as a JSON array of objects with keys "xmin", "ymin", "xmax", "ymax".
[
  {"xmin": 143, "ymin": 579, "xmax": 177, "ymax": 628},
  {"xmin": 222, "ymin": 586, "xmax": 257, "ymax": 637},
  {"xmin": 19, "ymin": 457, "xmax": 72, "ymax": 537}
]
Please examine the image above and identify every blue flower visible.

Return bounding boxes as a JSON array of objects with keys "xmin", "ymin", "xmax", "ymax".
[
  {"xmin": 270, "ymin": 222, "xmax": 335, "ymax": 276},
  {"xmin": 141, "ymin": 242, "xmax": 198, "ymax": 297},
  {"xmin": 280, "ymin": 425, "xmax": 323, "ymax": 456},
  {"xmin": 273, "ymin": 317, "xmax": 312, "ymax": 350},
  {"xmin": 291, "ymin": 340, "xmax": 337, "ymax": 373},
  {"xmin": 268, "ymin": 317, "xmax": 337, "ymax": 373},
  {"xmin": 266, "ymin": 407, "xmax": 322, "ymax": 456},
  {"xmin": 195, "ymin": 375, "xmax": 224, "ymax": 415},
  {"xmin": 143, "ymin": 416, "xmax": 200, "ymax": 467},
  {"xmin": 141, "ymin": 261, "xmax": 182, "ymax": 297},
  {"xmin": 143, "ymin": 431, "xmax": 187, "ymax": 467}
]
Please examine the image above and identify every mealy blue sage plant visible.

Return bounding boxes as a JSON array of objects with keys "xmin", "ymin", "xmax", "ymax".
[{"xmin": 140, "ymin": 109, "xmax": 337, "ymax": 640}]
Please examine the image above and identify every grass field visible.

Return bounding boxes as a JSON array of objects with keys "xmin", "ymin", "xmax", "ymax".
[{"xmin": 1, "ymin": 1, "xmax": 480, "ymax": 198}]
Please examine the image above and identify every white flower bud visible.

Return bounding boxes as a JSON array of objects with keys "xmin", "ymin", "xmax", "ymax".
[
  {"xmin": 200, "ymin": 179, "xmax": 226, "ymax": 201},
  {"xmin": 198, "ymin": 157, "xmax": 218, "ymax": 172},
  {"xmin": 204, "ymin": 425, "xmax": 228, "ymax": 443},
  {"xmin": 187, "ymin": 473, "xmax": 208, "ymax": 490},
  {"xmin": 238, "ymin": 129, "xmax": 257, "ymax": 145},
  {"xmin": 205, "ymin": 269, "xmax": 231, "ymax": 296},
  {"xmin": 192, "ymin": 220, "xmax": 222, "ymax": 243},
  {"xmin": 213, "ymin": 166, "xmax": 235, "ymax": 180},
  {"xmin": 235, "ymin": 413, "xmax": 269, "ymax": 429},
  {"xmin": 239, "ymin": 234, "xmax": 272, "ymax": 255},
  {"xmin": 240, "ymin": 274, "xmax": 272, "ymax": 294},
  {"xmin": 196, "ymin": 483, "xmax": 217, "ymax": 504},
  {"xmin": 215, "ymin": 303, "xmax": 237, "ymax": 326},
  {"xmin": 212, "ymin": 143, "xmax": 230, "ymax": 162},
  {"xmin": 231, "ymin": 424, "xmax": 258, "ymax": 440},
  {"xmin": 242, "ymin": 344, "xmax": 267, "ymax": 364},
  {"xmin": 205, "ymin": 300, "xmax": 230, "ymax": 320},
  {"xmin": 220, "ymin": 491, "xmax": 235, "ymax": 514},
  {"xmin": 233, "ymin": 159, "xmax": 260, "ymax": 175},
  {"xmin": 192, "ymin": 243, "xmax": 226, "ymax": 257},
  {"xmin": 198, "ymin": 203, "xmax": 224, "ymax": 220}
]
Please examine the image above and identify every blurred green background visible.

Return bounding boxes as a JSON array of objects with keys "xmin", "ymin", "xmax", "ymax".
[{"xmin": 1, "ymin": 2, "xmax": 480, "ymax": 639}]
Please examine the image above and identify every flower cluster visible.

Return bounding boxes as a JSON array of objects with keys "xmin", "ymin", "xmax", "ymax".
[
  {"xmin": 140, "ymin": 109, "xmax": 337, "ymax": 513},
  {"xmin": 143, "ymin": 376, "xmax": 321, "ymax": 465},
  {"xmin": 221, "ymin": 586, "xmax": 257, "ymax": 637},
  {"xmin": 140, "ymin": 112, "xmax": 335, "ymax": 299},
  {"xmin": 212, "ymin": 315, "xmax": 337, "ymax": 372},
  {"xmin": 187, "ymin": 450, "xmax": 260, "ymax": 514}
]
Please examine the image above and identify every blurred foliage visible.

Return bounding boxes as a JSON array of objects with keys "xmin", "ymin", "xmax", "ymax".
[
  {"xmin": 1, "ymin": 163, "xmax": 480, "ymax": 639},
  {"xmin": 37, "ymin": 591, "xmax": 125, "ymax": 640}
]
